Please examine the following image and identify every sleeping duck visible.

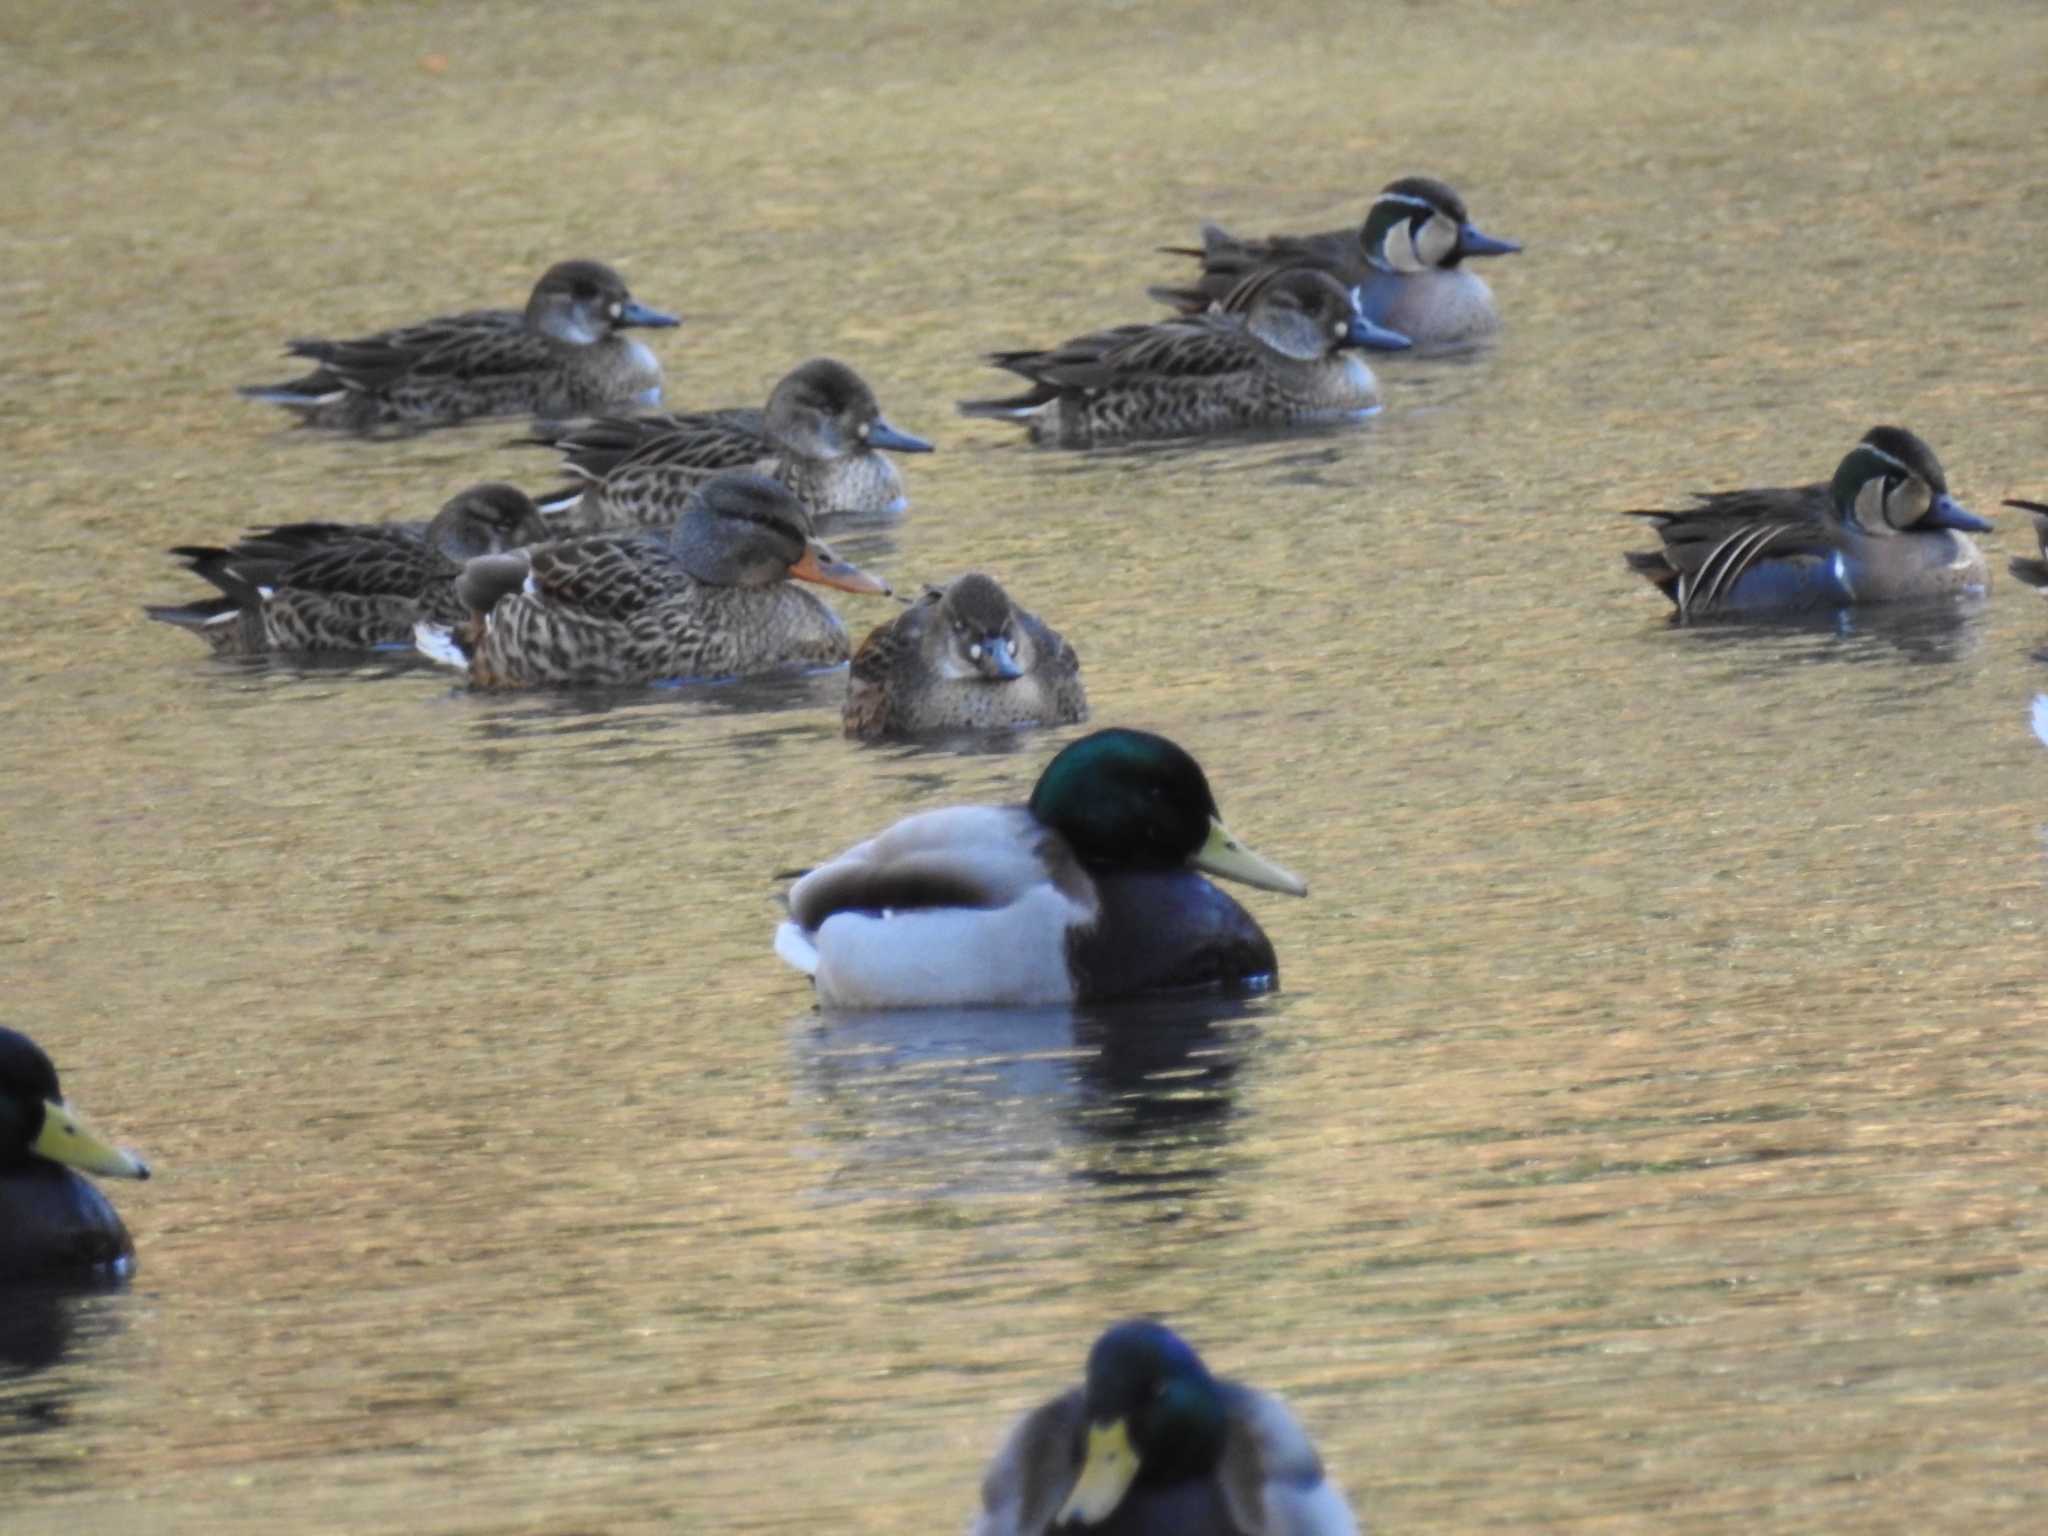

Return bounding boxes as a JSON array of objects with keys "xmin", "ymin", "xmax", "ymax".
[
  {"xmin": 1, "ymin": 1028, "xmax": 151, "ymax": 1285},
  {"xmin": 972, "ymin": 1319, "xmax": 1359, "ymax": 1536},
  {"xmin": 843, "ymin": 573, "xmax": 1087, "ymax": 739},
  {"xmin": 774, "ymin": 728, "xmax": 1306, "ymax": 1008}
]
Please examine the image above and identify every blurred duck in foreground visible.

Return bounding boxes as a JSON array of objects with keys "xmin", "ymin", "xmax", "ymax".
[
  {"xmin": 843, "ymin": 573, "xmax": 1086, "ymax": 740},
  {"xmin": 2, "ymin": 1028, "xmax": 151, "ymax": 1286},
  {"xmin": 1624, "ymin": 426, "xmax": 1991, "ymax": 622},
  {"xmin": 527, "ymin": 357, "xmax": 932, "ymax": 533},
  {"xmin": 414, "ymin": 471, "xmax": 889, "ymax": 688},
  {"xmin": 1151, "ymin": 175, "xmax": 1520, "ymax": 349},
  {"xmin": 972, "ymin": 1319, "xmax": 1359, "ymax": 1536},
  {"xmin": 2005, "ymin": 499, "xmax": 2048, "ymax": 589},
  {"xmin": 240, "ymin": 260, "xmax": 679, "ymax": 433},
  {"xmin": 775, "ymin": 728, "xmax": 1304, "ymax": 1008},
  {"xmin": 146, "ymin": 484, "xmax": 547, "ymax": 654},
  {"xmin": 958, "ymin": 267, "xmax": 1409, "ymax": 448}
]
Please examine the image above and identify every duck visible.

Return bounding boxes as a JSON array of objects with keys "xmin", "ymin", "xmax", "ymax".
[
  {"xmin": 843, "ymin": 573, "xmax": 1088, "ymax": 740},
  {"xmin": 1150, "ymin": 175, "xmax": 1520, "ymax": 348},
  {"xmin": 1, "ymin": 1028, "xmax": 151, "ymax": 1286},
  {"xmin": 145, "ymin": 483, "xmax": 549, "ymax": 654},
  {"xmin": 1624, "ymin": 426, "xmax": 1993, "ymax": 621},
  {"xmin": 959, "ymin": 267, "xmax": 1409, "ymax": 449},
  {"xmin": 2005, "ymin": 500, "xmax": 2048, "ymax": 589},
  {"xmin": 774, "ymin": 727, "xmax": 1305, "ymax": 1008},
  {"xmin": 239, "ymin": 259, "xmax": 680, "ymax": 433},
  {"xmin": 528, "ymin": 357, "xmax": 933, "ymax": 533},
  {"xmin": 972, "ymin": 1319, "xmax": 1359, "ymax": 1536},
  {"xmin": 414, "ymin": 471, "xmax": 890, "ymax": 688}
]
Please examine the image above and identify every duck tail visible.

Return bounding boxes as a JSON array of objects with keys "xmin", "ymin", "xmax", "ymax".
[
  {"xmin": 773, "ymin": 920, "xmax": 820, "ymax": 978},
  {"xmin": 956, "ymin": 385, "xmax": 1058, "ymax": 420},
  {"xmin": 1144, "ymin": 281, "xmax": 1213, "ymax": 315}
]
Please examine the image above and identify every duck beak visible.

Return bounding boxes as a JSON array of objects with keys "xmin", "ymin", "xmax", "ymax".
[
  {"xmin": 790, "ymin": 540, "xmax": 891, "ymax": 596},
  {"xmin": 1457, "ymin": 224, "xmax": 1521, "ymax": 258},
  {"xmin": 1057, "ymin": 1418, "xmax": 1139, "ymax": 1526},
  {"xmin": 617, "ymin": 300, "xmax": 681, "ymax": 329},
  {"xmin": 1925, "ymin": 493, "xmax": 1992, "ymax": 534},
  {"xmin": 1194, "ymin": 818, "xmax": 1307, "ymax": 896},
  {"xmin": 34, "ymin": 1098, "xmax": 151, "ymax": 1180},
  {"xmin": 866, "ymin": 419, "xmax": 934, "ymax": 454},
  {"xmin": 978, "ymin": 635, "xmax": 1025, "ymax": 681},
  {"xmin": 1343, "ymin": 314, "xmax": 1412, "ymax": 352}
]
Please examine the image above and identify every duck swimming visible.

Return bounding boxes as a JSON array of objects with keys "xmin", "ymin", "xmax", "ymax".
[
  {"xmin": 240, "ymin": 259, "xmax": 679, "ymax": 433},
  {"xmin": 843, "ymin": 573, "xmax": 1087, "ymax": 740},
  {"xmin": 972, "ymin": 1319, "xmax": 1359, "ymax": 1536},
  {"xmin": 1, "ymin": 1028, "xmax": 151, "ymax": 1286},
  {"xmin": 414, "ymin": 471, "xmax": 890, "ymax": 688},
  {"xmin": 2005, "ymin": 499, "xmax": 2048, "ymax": 589},
  {"xmin": 145, "ymin": 483, "xmax": 548, "ymax": 654},
  {"xmin": 530, "ymin": 357, "xmax": 932, "ymax": 532},
  {"xmin": 1624, "ymin": 426, "xmax": 1991, "ymax": 621},
  {"xmin": 774, "ymin": 728, "xmax": 1305, "ymax": 1008},
  {"xmin": 1150, "ymin": 175, "xmax": 1520, "ymax": 348},
  {"xmin": 958, "ymin": 267, "xmax": 1409, "ymax": 448}
]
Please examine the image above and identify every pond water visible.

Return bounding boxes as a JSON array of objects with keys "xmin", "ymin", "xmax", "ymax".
[{"xmin": 4, "ymin": 1, "xmax": 2045, "ymax": 1532}]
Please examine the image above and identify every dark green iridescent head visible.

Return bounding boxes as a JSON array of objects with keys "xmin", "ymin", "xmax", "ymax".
[
  {"xmin": 1028, "ymin": 730, "xmax": 1220, "ymax": 872},
  {"xmin": 1082, "ymin": 1319, "xmax": 1229, "ymax": 1487},
  {"xmin": 1829, "ymin": 426, "xmax": 1990, "ymax": 536}
]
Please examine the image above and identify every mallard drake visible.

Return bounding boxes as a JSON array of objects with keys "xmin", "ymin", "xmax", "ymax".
[
  {"xmin": 414, "ymin": 470, "xmax": 890, "ymax": 688},
  {"xmin": 843, "ymin": 573, "xmax": 1087, "ymax": 740},
  {"xmin": 1, "ymin": 1028, "xmax": 150, "ymax": 1286},
  {"xmin": 529, "ymin": 357, "xmax": 933, "ymax": 532},
  {"xmin": 972, "ymin": 1319, "xmax": 1359, "ymax": 1536},
  {"xmin": 240, "ymin": 260, "xmax": 680, "ymax": 433},
  {"xmin": 1150, "ymin": 175, "xmax": 1520, "ymax": 349},
  {"xmin": 145, "ymin": 483, "xmax": 549, "ymax": 654},
  {"xmin": 2005, "ymin": 500, "xmax": 2048, "ymax": 589},
  {"xmin": 1624, "ymin": 426, "xmax": 1992, "ymax": 621},
  {"xmin": 958, "ymin": 267, "xmax": 1410, "ymax": 448},
  {"xmin": 774, "ymin": 728, "xmax": 1305, "ymax": 1007}
]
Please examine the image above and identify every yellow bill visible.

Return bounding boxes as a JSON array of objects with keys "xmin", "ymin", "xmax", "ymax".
[
  {"xmin": 1193, "ymin": 817, "xmax": 1307, "ymax": 897},
  {"xmin": 33, "ymin": 1097, "xmax": 151, "ymax": 1180},
  {"xmin": 1057, "ymin": 1417, "xmax": 1139, "ymax": 1526}
]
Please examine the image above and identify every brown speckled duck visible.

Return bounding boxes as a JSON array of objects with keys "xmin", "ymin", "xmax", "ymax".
[
  {"xmin": 240, "ymin": 260, "xmax": 679, "ymax": 433},
  {"xmin": 145, "ymin": 484, "xmax": 548, "ymax": 655},
  {"xmin": 844, "ymin": 573, "xmax": 1086, "ymax": 740},
  {"xmin": 414, "ymin": 471, "xmax": 891, "ymax": 688},
  {"xmin": 1150, "ymin": 175, "xmax": 1520, "ymax": 349},
  {"xmin": 529, "ymin": 357, "xmax": 932, "ymax": 532},
  {"xmin": 958, "ymin": 267, "xmax": 1409, "ymax": 448}
]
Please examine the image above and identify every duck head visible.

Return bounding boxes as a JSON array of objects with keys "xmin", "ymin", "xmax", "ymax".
[
  {"xmin": 1235, "ymin": 267, "xmax": 1411, "ymax": 360},
  {"xmin": 1057, "ymin": 1320, "xmax": 1229, "ymax": 1526},
  {"xmin": 765, "ymin": 358, "xmax": 933, "ymax": 461},
  {"xmin": 1360, "ymin": 176, "xmax": 1521, "ymax": 273},
  {"xmin": 670, "ymin": 471, "xmax": 891, "ymax": 594},
  {"xmin": 526, "ymin": 259, "xmax": 680, "ymax": 345},
  {"xmin": 0, "ymin": 1028, "xmax": 150, "ymax": 1182},
  {"xmin": 1831, "ymin": 426, "xmax": 1990, "ymax": 537},
  {"xmin": 927, "ymin": 573, "xmax": 1032, "ymax": 681},
  {"xmin": 1028, "ymin": 729, "xmax": 1306, "ymax": 894},
  {"xmin": 426, "ymin": 483, "xmax": 551, "ymax": 562}
]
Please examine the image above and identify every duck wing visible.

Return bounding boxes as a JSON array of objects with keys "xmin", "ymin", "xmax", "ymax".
[
  {"xmin": 786, "ymin": 806, "xmax": 1068, "ymax": 932},
  {"xmin": 1624, "ymin": 481, "xmax": 1838, "ymax": 619},
  {"xmin": 522, "ymin": 535, "xmax": 682, "ymax": 619},
  {"xmin": 970, "ymin": 1387, "xmax": 1084, "ymax": 1536},
  {"xmin": 1217, "ymin": 1382, "xmax": 1359, "ymax": 1536}
]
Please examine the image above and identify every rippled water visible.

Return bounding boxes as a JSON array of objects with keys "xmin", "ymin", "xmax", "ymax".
[{"xmin": 5, "ymin": 1, "xmax": 2046, "ymax": 1531}]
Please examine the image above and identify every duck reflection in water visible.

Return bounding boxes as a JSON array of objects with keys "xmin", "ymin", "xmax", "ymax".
[{"xmin": 792, "ymin": 996, "xmax": 1265, "ymax": 1206}]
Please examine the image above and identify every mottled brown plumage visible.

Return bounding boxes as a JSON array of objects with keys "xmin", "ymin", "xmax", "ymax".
[
  {"xmin": 530, "ymin": 358, "xmax": 931, "ymax": 532},
  {"xmin": 240, "ymin": 260, "xmax": 679, "ymax": 434},
  {"xmin": 145, "ymin": 484, "xmax": 548, "ymax": 654},
  {"xmin": 958, "ymin": 268, "xmax": 1405, "ymax": 447},
  {"xmin": 416, "ymin": 471, "xmax": 892, "ymax": 688},
  {"xmin": 844, "ymin": 573, "xmax": 1086, "ymax": 739}
]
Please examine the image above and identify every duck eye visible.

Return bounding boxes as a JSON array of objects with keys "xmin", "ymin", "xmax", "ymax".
[{"xmin": 967, "ymin": 641, "xmax": 983, "ymax": 661}]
